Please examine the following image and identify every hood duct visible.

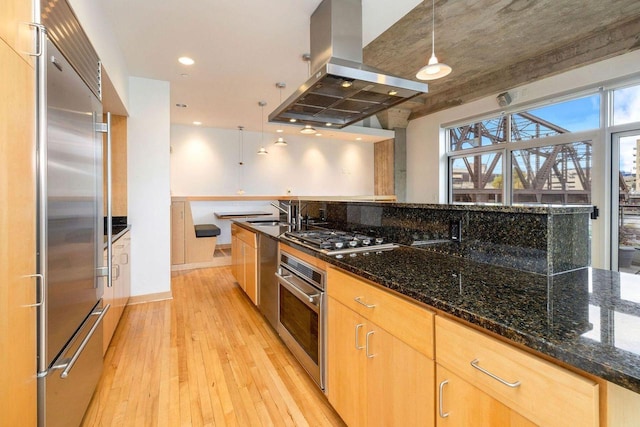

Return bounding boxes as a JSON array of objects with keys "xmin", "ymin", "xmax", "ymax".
[{"xmin": 269, "ymin": 0, "xmax": 428, "ymax": 130}]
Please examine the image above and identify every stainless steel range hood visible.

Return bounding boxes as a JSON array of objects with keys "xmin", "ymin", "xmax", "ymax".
[{"xmin": 269, "ymin": 0, "xmax": 428, "ymax": 130}]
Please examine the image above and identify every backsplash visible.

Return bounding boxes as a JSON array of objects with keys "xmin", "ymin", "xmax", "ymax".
[{"xmin": 296, "ymin": 201, "xmax": 591, "ymax": 275}]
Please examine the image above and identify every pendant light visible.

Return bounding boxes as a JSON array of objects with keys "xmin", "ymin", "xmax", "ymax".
[
  {"xmin": 416, "ymin": 0, "xmax": 452, "ymax": 81},
  {"xmin": 273, "ymin": 83, "xmax": 287, "ymax": 146},
  {"xmin": 300, "ymin": 124, "xmax": 317, "ymax": 134},
  {"xmin": 257, "ymin": 101, "xmax": 268, "ymax": 155},
  {"xmin": 237, "ymin": 126, "xmax": 245, "ymax": 195}
]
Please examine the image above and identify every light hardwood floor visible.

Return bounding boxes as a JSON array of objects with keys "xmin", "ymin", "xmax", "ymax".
[{"xmin": 82, "ymin": 266, "xmax": 345, "ymax": 426}]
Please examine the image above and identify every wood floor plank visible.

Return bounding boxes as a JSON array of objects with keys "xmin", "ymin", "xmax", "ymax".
[{"xmin": 82, "ymin": 266, "xmax": 345, "ymax": 426}]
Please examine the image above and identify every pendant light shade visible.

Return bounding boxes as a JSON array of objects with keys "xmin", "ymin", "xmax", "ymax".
[
  {"xmin": 274, "ymin": 137, "xmax": 287, "ymax": 146},
  {"xmin": 300, "ymin": 125, "xmax": 316, "ymax": 134},
  {"xmin": 257, "ymin": 101, "xmax": 268, "ymax": 155},
  {"xmin": 416, "ymin": 0, "xmax": 451, "ymax": 81}
]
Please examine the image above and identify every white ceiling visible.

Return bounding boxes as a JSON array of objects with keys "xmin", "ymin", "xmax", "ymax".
[{"xmin": 98, "ymin": 0, "xmax": 421, "ymax": 140}]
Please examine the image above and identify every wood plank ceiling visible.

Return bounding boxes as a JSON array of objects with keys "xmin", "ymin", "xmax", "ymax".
[{"xmin": 364, "ymin": 0, "xmax": 640, "ymax": 123}]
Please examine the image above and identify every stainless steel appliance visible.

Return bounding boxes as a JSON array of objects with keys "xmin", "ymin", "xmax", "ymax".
[
  {"xmin": 269, "ymin": 0, "xmax": 427, "ymax": 129},
  {"xmin": 282, "ymin": 229, "xmax": 398, "ymax": 257},
  {"xmin": 258, "ymin": 235, "xmax": 279, "ymax": 329},
  {"xmin": 276, "ymin": 252, "xmax": 326, "ymax": 389},
  {"xmin": 36, "ymin": 2, "xmax": 109, "ymax": 425}
]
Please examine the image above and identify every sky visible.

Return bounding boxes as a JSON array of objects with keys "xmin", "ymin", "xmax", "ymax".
[{"xmin": 614, "ymin": 85, "xmax": 640, "ymax": 175}]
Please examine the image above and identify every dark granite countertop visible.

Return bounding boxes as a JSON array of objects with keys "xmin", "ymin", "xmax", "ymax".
[
  {"xmin": 103, "ymin": 225, "xmax": 131, "ymax": 248},
  {"xmin": 238, "ymin": 221, "xmax": 640, "ymax": 394}
]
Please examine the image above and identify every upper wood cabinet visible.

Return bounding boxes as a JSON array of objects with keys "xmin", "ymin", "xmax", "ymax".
[
  {"xmin": 103, "ymin": 114, "xmax": 127, "ymax": 217},
  {"xmin": 0, "ymin": 37, "xmax": 37, "ymax": 426},
  {"xmin": 0, "ymin": 0, "xmax": 35, "ymax": 66}
]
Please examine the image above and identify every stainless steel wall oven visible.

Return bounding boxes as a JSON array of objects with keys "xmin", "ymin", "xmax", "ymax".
[{"xmin": 276, "ymin": 251, "xmax": 326, "ymax": 390}]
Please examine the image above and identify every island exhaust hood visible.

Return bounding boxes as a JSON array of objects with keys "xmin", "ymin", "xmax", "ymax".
[{"xmin": 269, "ymin": 0, "xmax": 428, "ymax": 130}]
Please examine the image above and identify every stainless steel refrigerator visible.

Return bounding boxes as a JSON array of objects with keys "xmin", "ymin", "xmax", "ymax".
[{"xmin": 36, "ymin": 2, "xmax": 110, "ymax": 425}]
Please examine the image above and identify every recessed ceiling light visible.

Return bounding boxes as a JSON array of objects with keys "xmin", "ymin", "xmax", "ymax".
[
  {"xmin": 315, "ymin": 133, "xmax": 322, "ymax": 137},
  {"xmin": 276, "ymin": 129, "xmax": 284, "ymax": 133},
  {"xmin": 325, "ymin": 123, "xmax": 332, "ymax": 127},
  {"xmin": 341, "ymin": 80, "xmax": 353, "ymax": 88},
  {"xmin": 178, "ymin": 56, "xmax": 195, "ymax": 65},
  {"xmin": 289, "ymin": 118, "xmax": 297, "ymax": 123},
  {"xmin": 175, "ymin": 103, "xmax": 187, "ymax": 108},
  {"xmin": 193, "ymin": 121, "xmax": 202, "ymax": 125},
  {"xmin": 388, "ymin": 90, "xmax": 398, "ymax": 96},
  {"xmin": 356, "ymin": 137, "xmax": 362, "ymax": 141}
]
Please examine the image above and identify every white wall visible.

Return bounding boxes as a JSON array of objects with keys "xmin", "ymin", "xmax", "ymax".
[
  {"xmin": 128, "ymin": 77, "xmax": 171, "ymax": 297},
  {"xmin": 170, "ymin": 125, "xmax": 375, "ymax": 196},
  {"xmin": 68, "ymin": 0, "xmax": 129, "ymax": 111},
  {"xmin": 406, "ymin": 50, "xmax": 640, "ymax": 204}
]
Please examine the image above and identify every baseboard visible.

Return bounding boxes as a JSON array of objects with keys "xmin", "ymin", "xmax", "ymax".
[
  {"xmin": 127, "ymin": 291, "xmax": 173, "ymax": 305},
  {"xmin": 171, "ymin": 257, "xmax": 231, "ymax": 271}
]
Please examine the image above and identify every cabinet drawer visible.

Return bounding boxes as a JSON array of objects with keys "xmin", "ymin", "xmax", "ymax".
[
  {"xmin": 232, "ymin": 224, "xmax": 256, "ymax": 248},
  {"xmin": 327, "ymin": 267, "xmax": 434, "ymax": 358},
  {"xmin": 436, "ymin": 316, "xmax": 598, "ymax": 427}
]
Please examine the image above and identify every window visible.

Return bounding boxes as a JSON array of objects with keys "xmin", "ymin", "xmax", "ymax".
[
  {"xmin": 447, "ymin": 94, "xmax": 599, "ymax": 205},
  {"xmin": 613, "ymin": 84, "xmax": 640, "ymax": 126}
]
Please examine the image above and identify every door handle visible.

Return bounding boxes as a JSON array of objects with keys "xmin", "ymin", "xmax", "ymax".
[
  {"xmin": 438, "ymin": 380, "xmax": 449, "ymax": 418},
  {"xmin": 23, "ymin": 273, "xmax": 44, "ymax": 307},
  {"xmin": 354, "ymin": 297, "xmax": 375, "ymax": 309},
  {"xmin": 354, "ymin": 324, "xmax": 365, "ymax": 350},
  {"xmin": 365, "ymin": 331, "xmax": 375, "ymax": 358}
]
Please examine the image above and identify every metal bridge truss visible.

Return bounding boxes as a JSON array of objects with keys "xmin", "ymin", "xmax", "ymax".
[{"xmin": 449, "ymin": 112, "xmax": 592, "ymax": 204}]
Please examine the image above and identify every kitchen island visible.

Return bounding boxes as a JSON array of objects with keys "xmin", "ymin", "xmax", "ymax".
[{"xmin": 234, "ymin": 216, "xmax": 640, "ymax": 425}]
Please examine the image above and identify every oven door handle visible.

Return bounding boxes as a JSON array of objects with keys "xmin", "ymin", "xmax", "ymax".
[{"xmin": 276, "ymin": 272, "xmax": 321, "ymax": 312}]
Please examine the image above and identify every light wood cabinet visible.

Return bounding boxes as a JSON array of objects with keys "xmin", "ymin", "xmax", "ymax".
[
  {"xmin": 171, "ymin": 201, "xmax": 186, "ymax": 265},
  {"xmin": 0, "ymin": 0, "xmax": 34, "ymax": 65},
  {"xmin": 327, "ymin": 267, "xmax": 435, "ymax": 427},
  {"xmin": 103, "ymin": 114, "xmax": 127, "ymax": 217},
  {"xmin": 0, "ymin": 35, "xmax": 36, "ymax": 426},
  {"xmin": 436, "ymin": 365, "xmax": 536, "ymax": 427},
  {"xmin": 103, "ymin": 231, "xmax": 131, "ymax": 354},
  {"xmin": 230, "ymin": 223, "xmax": 258, "ymax": 305},
  {"xmin": 435, "ymin": 316, "xmax": 599, "ymax": 427}
]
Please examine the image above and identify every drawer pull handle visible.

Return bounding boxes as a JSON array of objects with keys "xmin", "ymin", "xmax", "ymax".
[
  {"xmin": 470, "ymin": 359, "xmax": 521, "ymax": 388},
  {"xmin": 365, "ymin": 331, "xmax": 376, "ymax": 358},
  {"xmin": 354, "ymin": 324, "xmax": 365, "ymax": 350},
  {"xmin": 354, "ymin": 297, "xmax": 375, "ymax": 309},
  {"xmin": 438, "ymin": 380, "xmax": 449, "ymax": 418}
]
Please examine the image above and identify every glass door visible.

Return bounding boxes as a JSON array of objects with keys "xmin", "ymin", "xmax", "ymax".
[{"xmin": 612, "ymin": 131, "xmax": 640, "ymax": 272}]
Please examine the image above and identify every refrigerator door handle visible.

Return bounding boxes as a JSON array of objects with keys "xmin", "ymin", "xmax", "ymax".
[
  {"xmin": 96, "ymin": 113, "xmax": 112, "ymax": 287},
  {"xmin": 51, "ymin": 304, "xmax": 110, "ymax": 379}
]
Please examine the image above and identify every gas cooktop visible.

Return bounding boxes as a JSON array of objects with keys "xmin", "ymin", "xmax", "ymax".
[{"xmin": 283, "ymin": 229, "xmax": 398, "ymax": 256}]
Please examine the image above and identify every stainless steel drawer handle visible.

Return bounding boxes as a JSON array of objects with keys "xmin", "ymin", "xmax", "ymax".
[
  {"xmin": 365, "ymin": 331, "xmax": 375, "ymax": 358},
  {"xmin": 53, "ymin": 304, "xmax": 110, "ymax": 379},
  {"xmin": 438, "ymin": 380, "xmax": 449, "ymax": 418},
  {"xmin": 354, "ymin": 297, "xmax": 375, "ymax": 309},
  {"xmin": 470, "ymin": 359, "xmax": 521, "ymax": 388},
  {"xmin": 354, "ymin": 324, "xmax": 365, "ymax": 350}
]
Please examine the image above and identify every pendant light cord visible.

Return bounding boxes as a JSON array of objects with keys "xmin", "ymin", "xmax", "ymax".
[{"xmin": 431, "ymin": 0, "xmax": 436, "ymax": 57}]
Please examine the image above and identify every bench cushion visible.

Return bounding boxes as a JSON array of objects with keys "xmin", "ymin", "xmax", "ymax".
[{"xmin": 194, "ymin": 224, "xmax": 221, "ymax": 238}]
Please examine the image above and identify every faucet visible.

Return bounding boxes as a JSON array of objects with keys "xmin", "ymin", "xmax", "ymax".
[{"xmin": 271, "ymin": 200, "xmax": 298, "ymax": 228}]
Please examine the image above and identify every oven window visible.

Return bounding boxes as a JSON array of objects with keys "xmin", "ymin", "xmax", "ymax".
[{"xmin": 279, "ymin": 286, "xmax": 319, "ymax": 364}]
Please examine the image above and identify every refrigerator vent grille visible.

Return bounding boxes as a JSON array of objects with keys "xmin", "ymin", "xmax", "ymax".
[{"xmin": 41, "ymin": 0, "xmax": 101, "ymax": 100}]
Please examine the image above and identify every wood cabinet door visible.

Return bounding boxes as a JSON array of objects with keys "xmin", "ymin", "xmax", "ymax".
[
  {"xmin": 0, "ymin": 38, "xmax": 36, "ymax": 426},
  {"xmin": 367, "ymin": 326, "xmax": 435, "ymax": 427},
  {"xmin": 102, "ymin": 250, "xmax": 114, "ymax": 354},
  {"xmin": 326, "ymin": 298, "xmax": 367, "ymax": 427},
  {"xmin": 244, "ymin": 244, "xmax": 257, "ymax": 305},
  {"xmin": 171, "ymin": 202, "xmax": 185, "ymax": 265},
  {"xmin": 0, "ymin": 0, "xmax": 34, "ymax": 65},
  {"xmin": 436, "ymin": 365, "xmax": 536, "ymax": 427}
]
